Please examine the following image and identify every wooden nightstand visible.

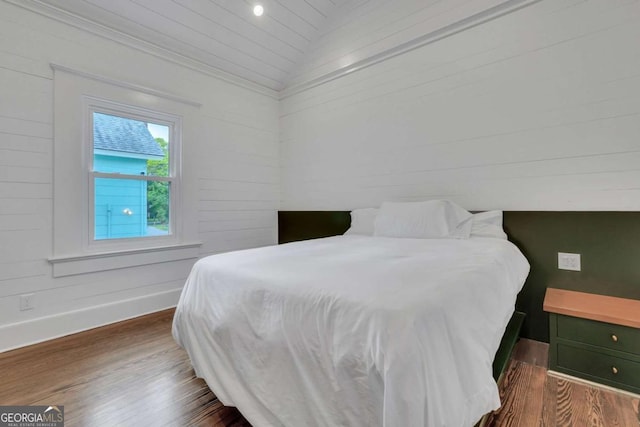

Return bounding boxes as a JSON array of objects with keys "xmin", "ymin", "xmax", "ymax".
[{"xmin": 544, "ymin": 288, "xmax": 640, "ymax": 394}]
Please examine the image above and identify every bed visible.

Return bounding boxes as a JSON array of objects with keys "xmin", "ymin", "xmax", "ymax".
[{"xmin": 173, "ymin": 207, "xmax": 530, "ymax": 427}]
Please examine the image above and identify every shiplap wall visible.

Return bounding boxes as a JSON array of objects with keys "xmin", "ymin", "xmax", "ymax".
[
  {"xmin": 285, "ymin": 0, "xmax": 519, "ymax": 89},
  {"xmin": 0, "ymin": 1, "xmax": 278, "ymax": 351},
  {"xmin": 281, "ymin": 0, "xmax": 640, "ymax": 211}
]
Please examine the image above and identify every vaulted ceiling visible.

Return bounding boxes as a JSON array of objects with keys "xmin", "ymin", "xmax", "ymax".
[
  {"xmin": 35, "ymin": 0, "xmax": 350, "ymax": 91},
  {"xmin": 31, "ymin": 0, "xmax": 531, "ymax": 93}
]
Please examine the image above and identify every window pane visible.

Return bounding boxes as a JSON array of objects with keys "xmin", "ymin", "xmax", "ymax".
[
  {"xmin": 93, "ymin": 112, "xmax": 169, "ymax": 177},
  {"xmin": 94, "ymin": 177, "xmax": 170, "ymax": 240},
  {"xmin": 146, "ymin": 181, "xmax": 170, "ymax": 235}
]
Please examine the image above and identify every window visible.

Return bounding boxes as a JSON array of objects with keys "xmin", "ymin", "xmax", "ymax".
[
  {"xmin": 50, "ymin": 65, "xmax": 201, "ymax": 277},
  {"xmin": 87, "ymin": 101, "xmax": 181, "ymax": 246},
  {"xmin": 90, "ymin": 110, "xmax": 175, "ymax": 241}
]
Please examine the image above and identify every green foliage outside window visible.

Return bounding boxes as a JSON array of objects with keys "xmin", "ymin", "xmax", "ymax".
[{"xmin": 147, "ymin": 137, "xmax": 169, "ymax": 229}]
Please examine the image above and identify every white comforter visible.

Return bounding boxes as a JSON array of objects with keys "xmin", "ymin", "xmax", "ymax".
[{"xmin": 172, "ymin": 235, "xmax": 529, "ymax": 427}]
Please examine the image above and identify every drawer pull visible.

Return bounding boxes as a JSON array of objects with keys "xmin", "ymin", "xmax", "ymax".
[
  {"xmin": 612, "ymin": 366, "xmax": 618, "ymax": 375},
  {"xmin": 611, "ymin": 334, "xmax": 618, "ymax": 343}
]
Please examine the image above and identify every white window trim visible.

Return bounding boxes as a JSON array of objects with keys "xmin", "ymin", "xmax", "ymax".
[
  {"xmin": 84, "ymin": 98, "xmax": 182, "ymax": 252},
  {"xmin": 49, "ymin": 65, "xmax": 201, "ymax": 276},
  {"xmin": 48, "ymin": 243, "xmax": 201, "ymax": 278}
]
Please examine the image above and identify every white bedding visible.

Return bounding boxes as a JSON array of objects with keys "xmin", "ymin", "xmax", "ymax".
[{"xmin": 172, "ymin": 235, "xmax": 529, "ymax": 427}]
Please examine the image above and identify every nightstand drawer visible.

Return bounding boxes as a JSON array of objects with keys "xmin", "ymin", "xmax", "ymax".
[
  {"xmin": 556, "ymin": 315, "xmax": 640, "ymax": 355},
  {"xmin": 557, "ymin": 343, "xmax": 640, "ymax": 390}
]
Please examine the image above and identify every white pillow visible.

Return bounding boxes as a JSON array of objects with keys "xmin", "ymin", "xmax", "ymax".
[
  {"xmin": 344, "ymin": 208, "xmax": 378, "ymax": 235},
  {"xmin": 374, "ymin": 200, "xmax": 472, "ymax": 239},
  {"xmin": 471, "ymin": 210, "xmax": 507, "ymax": 239}
]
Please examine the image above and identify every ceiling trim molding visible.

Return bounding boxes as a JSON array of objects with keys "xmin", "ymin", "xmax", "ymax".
[
  {"xmin": 51, "ymin": 63, "xmax": 203, "ymax": 108},
  {"xmin": 6, "ymin": 0, "xmax": 279, "ymax": 99},
  {"xmin": 280, "ymin": 0, "xmax": 541, "ymax": 99}
]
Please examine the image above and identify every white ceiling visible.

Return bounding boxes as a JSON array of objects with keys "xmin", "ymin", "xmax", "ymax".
[
  {"xmin": 32, "ymin": 0, "xmax": 532, "ymax": 93},
  {"xmin": 36, "ymin": 0, "xmax": 351, "ymax": 91}
]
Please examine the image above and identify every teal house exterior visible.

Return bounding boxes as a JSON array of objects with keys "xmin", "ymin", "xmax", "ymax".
[{"xmin": 93, "ymin": 113, "xmax": 164, "ymax": 239}]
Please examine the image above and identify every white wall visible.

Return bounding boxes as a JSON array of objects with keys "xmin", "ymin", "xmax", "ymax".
[
  {"xmin": 286, "ymin": 0, "xmax": 520, "ymax": 89},
  {"xmin": 281, "ymin": 0, "xmax": 640, "ymax": 211},
  {"xmin": 0, "ymin": 1, "xmax": 279, "ymax": 350}
]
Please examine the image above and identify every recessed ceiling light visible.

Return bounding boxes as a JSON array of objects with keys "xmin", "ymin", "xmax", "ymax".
[{"xmin": 253, "ymin": 4, "xmax": 264, "ymax": 16}]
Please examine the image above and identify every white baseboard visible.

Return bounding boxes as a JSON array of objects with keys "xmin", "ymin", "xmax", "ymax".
[{"xmin": 0, "ymin": 288, "xmax": 182, "ymax": 353}]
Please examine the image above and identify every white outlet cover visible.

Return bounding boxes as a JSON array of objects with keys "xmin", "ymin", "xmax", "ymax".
[
  {"xmin": 20, "ymin": 293, "xmax": 35, "ymax": 311},
  {"xmin": 558, "ymin": 252, "xmax": 581, "ymax": 271}
]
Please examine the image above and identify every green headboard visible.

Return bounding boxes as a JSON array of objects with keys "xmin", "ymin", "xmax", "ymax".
[{"xmin": 278, "ymin": 211, "xmax": 640, "ymax": 342}]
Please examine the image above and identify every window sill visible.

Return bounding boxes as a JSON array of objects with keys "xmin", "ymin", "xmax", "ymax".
[{"xmin": 48, "ymin": 242, "xmax": 202, "ymax": 277}]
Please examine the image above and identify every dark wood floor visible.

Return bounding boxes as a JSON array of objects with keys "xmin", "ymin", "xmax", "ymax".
[
  {"xmin": 0, "ymin": 309, "xmax": 249, "ymax": 427},
  {"xmin": 487, "ymin": 337, "xmax": 639, "ymax": 426},
  {"xmin": 486, "ymin": 359, "xmax": 640, "ymax": 427},
  {"xmin": 1, "ymin": 310, "xmax": 638, "ymax": 426}
]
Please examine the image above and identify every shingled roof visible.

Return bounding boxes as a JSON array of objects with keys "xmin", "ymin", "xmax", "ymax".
[{"xmin": 93, "ymin": 112, "xmax": 164, "ymax": 157}]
